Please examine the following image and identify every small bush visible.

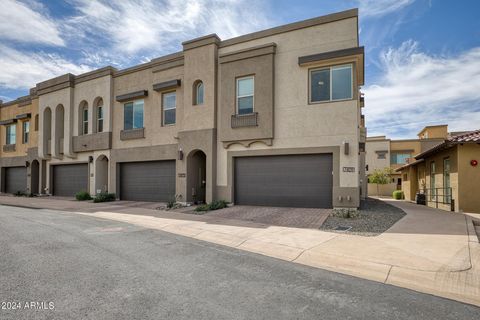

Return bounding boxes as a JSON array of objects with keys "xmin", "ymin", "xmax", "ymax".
[
  {"xmin": 13, "ymin": 190, "xmax": 27, "ymax": 197},
  {"xmin": 75, "ymin": 191, "xmax": 92, "ymax": 201},
  {"xmin": 392, "ymin": 190, "xmax": 404, "ymax": 200},
  {"xmin": 194, "ymin": 200, "xmax": 229, "ymax": 213},
  {"xmin": 194, "ymin": 204, "xmax": 210, "ymax": 212},
  {"xmin": 93, "ymin": 192, "xmax": 116, "ymax": 203}
]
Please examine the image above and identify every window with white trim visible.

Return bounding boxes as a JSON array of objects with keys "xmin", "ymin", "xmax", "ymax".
[
  {"xmin": 124, "ymin": 100, "xmax": 144, "ymax": 130},
  {"xmin": 82, "ymin": 107, "xmax": 88, "ymax": 135},
  {"xmin": 23, "ymin": 121, "xmax": 29, "ymax": 144},
  {"xmin": 6, "ymin": 124, "xmax": 16, "ymax": 145},
  {"xmin": 310, "ymin": 64, "xmax": 353, "ymax": 103},
  {"xmin": 194, "ymin": 81, "xmax": 204, "ymax": 105},
  {"xmin": 236, "ymin": 76, "xmax": 254, "ymax": 115},
  {"xmin": 97, "ymin": 105, "xmax": 104, "ymax": 133},
  {"xmin": 163, "ymin": 92, "xmax": 176, "ymax": 126}
]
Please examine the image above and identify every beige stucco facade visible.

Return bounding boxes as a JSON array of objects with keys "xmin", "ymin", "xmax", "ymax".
[
  {"xmin": 366, "ymin": 126, "xmax": 447, "ymax": 197},
  {"xmin": 0, "ymin": 94, "xmax": 41, "ymax": 194},
  {"xmin": 1, "ymin": 9, "xmax": 366, "ymax": 208}
]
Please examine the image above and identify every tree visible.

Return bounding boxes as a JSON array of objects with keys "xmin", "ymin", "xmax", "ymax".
[{"xmin": 368, "ymin": 167, "xmax": 394, "ymax": 197}]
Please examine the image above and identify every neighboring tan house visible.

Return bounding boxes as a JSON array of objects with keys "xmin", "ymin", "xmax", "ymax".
[
  {"xmin": 396, "ymin": 130, "xmax": 480, "ymax": 214},
  {"xmin": 366, "ymin": 125, "xmax": 447, "ymax": 196},
  {"xmin": 0, "ymin": 92, "xmax": 41, "ymax": 194},
  {"xmin": 0, "ymin": 8, "xmax": 366, "ymax": 210}
]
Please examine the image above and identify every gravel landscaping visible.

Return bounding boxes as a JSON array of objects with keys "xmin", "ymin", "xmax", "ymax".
[{"xmin": 320, "ymin": 198, "xmax": 406, "ymax": 236}]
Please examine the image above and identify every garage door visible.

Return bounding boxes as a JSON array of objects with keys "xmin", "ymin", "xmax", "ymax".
[
  {"xmin": 234, "ymin": 154, "xmax": 333, "ymax": 208},
  {"xmin": 53, "ymin": 164, "xmax": 89, "ymax": 197},
  {"xmin": 120, "ymin": 160, "xmax": 175, "ymax": 202},
  {"xmin": 5, "ymin": 167, "xmax": 27, "ymax": 194}
]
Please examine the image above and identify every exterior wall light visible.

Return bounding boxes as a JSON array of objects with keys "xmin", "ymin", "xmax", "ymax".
[
  {"xmin": 343, "ymin": 140, "xmax": 349, "ymax": 155},
  {"xmin": 178, "ymin": 148, "xmax": 184, "ymax": 160},
  {"xmin": 471, "ymin": 159, "xmax": 478, "ymax": 167}
]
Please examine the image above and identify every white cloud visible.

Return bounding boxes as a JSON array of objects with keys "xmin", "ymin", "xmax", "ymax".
[
  {"xmin": 69, "ymin": 0, "xmax": 272, "ymax": 54},
  {"xmin": 364, "ymin": 40, "xmax": 480, "ymax": 138},
  {"xmin": 358, "ymin": 0, "xmax": 416, "ymax": 18},
  {"xmin": 0, "ymin": 45, "xmax": 92, "ymax": 90},
  {"xmin": 0, "ymin": 0, "xmax": 64, "ymax": 46}
]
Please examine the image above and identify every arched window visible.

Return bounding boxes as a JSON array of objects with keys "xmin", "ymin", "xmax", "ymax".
[
  {"xmin": 194, "ymin": 80, "xmax": 204, "ymax": 105},
  {"xmin": 95, "ymin": 98, "xmax": 104, "ymax": 133},
  {"xmin": 82, "ymin": 105, "xmax": 88, "ymax": 135}
]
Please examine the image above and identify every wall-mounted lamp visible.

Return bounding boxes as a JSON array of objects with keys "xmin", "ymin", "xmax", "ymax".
[
  {"xmin": 88, "ymin": 156, "xmax": 93, "ymax": 163},
  {"xmin": 343, "ymin": 140, "xmax": 349, "ymax": 155},
  {"xmin": 178, "ymin": 148, "xmax": 184, "ymax": 160},
  {"xmin": 25, "ymin": 161, "xmax": 30, "ymax": 167}
]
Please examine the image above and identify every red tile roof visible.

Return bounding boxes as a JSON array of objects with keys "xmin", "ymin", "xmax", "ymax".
[
  {"xmin": 414, "ymin": 129, "xmax": 480, "ymax": 160},
  {"xmin": 449, "ymin": 129, "xmax": 480, "ymax": 143}
]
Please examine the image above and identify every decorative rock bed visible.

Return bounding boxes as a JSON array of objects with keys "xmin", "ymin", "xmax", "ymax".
[{"xmin": 320, "ymin": 198, "xmax": 406, "ymax": 236}]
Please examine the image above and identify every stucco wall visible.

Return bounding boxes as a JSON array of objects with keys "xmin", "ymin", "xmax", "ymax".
[
  {"xmin": 112, "ymin": 66, "xmax": 183, "ymax": 149},
  {"xmin": 73, "ymin": 75, "xmax": 113, "ymax": 135},
  {"xmin": 0, "ymin": 99, "xmax": 39, "ymax": 158},
  {"xmin": 458, "ymin": 144, "xmax": 480, "ymax": 213},
  {"xmin": 423, "ymin": 146, "xmax": 459, "ymax": 212},
  {"xmin": 38, "ymin": 87, "xmax": 73, "ymax": 158},
  {"xmin": 365, "ymin": 139, "xmax": 390, "ymax": 175}
]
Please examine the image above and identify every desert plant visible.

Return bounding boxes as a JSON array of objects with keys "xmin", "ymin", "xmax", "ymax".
[
  {"xmin": 166, "ymin": 194, "xmax": 182, "ymax": 209},
  {"xmin": 75, "ymin": 191, "xmax": 92, "ymax": 201},
  {"xmin": 368, "ymin": 167, "xmax": 394, "ymax": 197},
  {"xmin": 392, "ymin": 190, "xmax": 404, "ymax": 200},
  {"xmin": 194, "ymin": 200, "xmax": 229, "ymax": 213},
  {"xmin": 93, "ymin": 192, "xmax": 116, "ymax": 203}
]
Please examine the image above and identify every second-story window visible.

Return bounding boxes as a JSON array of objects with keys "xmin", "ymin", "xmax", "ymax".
[
  {"xmin": 163, "ymin": 92, "xmax": 176, "ymax": 126},
  {"xmin": 6, "ymin": 124, "xmax": 16, "ymax": 145},
  {"xmin": 97, "ymin": 105, "xmax": 104, "ymax": 133},
  {"xmin": 194, "ymin": 81, "xmax": 204, "ymax": 105},
  {"xmin": 23, "ymin": 121, "xmax": 30, "ymax": 144},
  {"xmin": 82, "ymin": 107, "xmax": 88, "ymax": 135},
  {"xmin": 124, "ymin": 100, "xmax": 144, "ymax": 130},
  {"xmin": 310, "ymin": 64, "xmax": 352, "ymax": 103},
  {"xmin": 391, "ymin": 152, "xmax": 411, "ymax": 164},
  {"xmin": 236, "ymin": 76, "xmax": 254, "ymax": 115}
]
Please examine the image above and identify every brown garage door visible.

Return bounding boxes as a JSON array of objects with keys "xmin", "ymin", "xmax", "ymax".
[
  {"xmin": 120, "ymin": 160, "xmax": 175, "ymax": 202},
  {"xmin": 234, "ymin": 154, "xmax": 333, "ymax": 208},
  {"xmin": 53, "ymin": 163, "xmax": 89, "ymax": 197},
  {"xmin": 5, "ymin": 167, "xmax": 27, "ymax": 194}
]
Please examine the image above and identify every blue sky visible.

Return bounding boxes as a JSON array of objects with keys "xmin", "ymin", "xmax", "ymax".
[{"xmin": 1, "ymin": 0, "xmax": 479, "ymax": 138}]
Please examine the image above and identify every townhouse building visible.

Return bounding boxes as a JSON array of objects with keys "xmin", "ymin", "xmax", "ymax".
[
  {"xmin": 0, "ymin": 92, "xmax": 41, "ymax": 195},
  {"xmin": 0, "ymin": 8, "xmax": 365, "ymax": 209}
]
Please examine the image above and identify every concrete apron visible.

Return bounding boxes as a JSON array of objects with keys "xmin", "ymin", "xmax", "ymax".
[{"xmin": 1, "ymin": 196, "xmax": 479, "ymax": 307}]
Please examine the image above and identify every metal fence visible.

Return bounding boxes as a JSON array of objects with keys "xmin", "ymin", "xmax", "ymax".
[{"xmin": 420, "ymin": 187, "xmax": 454, "ymax": 211}]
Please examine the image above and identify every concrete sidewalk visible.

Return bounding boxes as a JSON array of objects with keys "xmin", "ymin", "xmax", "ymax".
[{"xmin": 1, "ymin": 195, "xmax": 479, "ymax": 306}]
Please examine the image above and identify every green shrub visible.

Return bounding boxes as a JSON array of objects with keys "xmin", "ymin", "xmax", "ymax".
[
  {"xmin": 194, "ymin": 200, "xmax": 229, "ymax": 213},
  {"xmin": 93, "ymin": 192, "xmax": 116, "ymax": 203},
  {"xmin": 13, "ymin": 190, "xmax": 27, "ymax": 197},
  {"xmin": 392, "ymin": 190, "xmax": 404, "ymax": 200},
  {"xmin": 194, "ymin": 204, "xmax": 209, "ymax": 212},
  {"xmin": 75, "ymin": 191, "xmax": 92, "ymax": 201}
]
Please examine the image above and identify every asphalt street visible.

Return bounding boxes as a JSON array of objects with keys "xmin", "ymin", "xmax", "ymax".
[{"xmin": 0, "ymin": 204, "xmax": 478, "ymax": 320}]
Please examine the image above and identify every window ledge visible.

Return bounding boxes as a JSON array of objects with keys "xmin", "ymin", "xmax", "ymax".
[
  {"xmin": 231, "ymin": 112, "xmax": 258, "ymax": 128},
  {"xmin": 120, "ymin": 128, "xmax": 145, "ymax": 140},
  {"xmin": 3, "ymin": 144, "xmax": 16, "ymax": 152}
]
